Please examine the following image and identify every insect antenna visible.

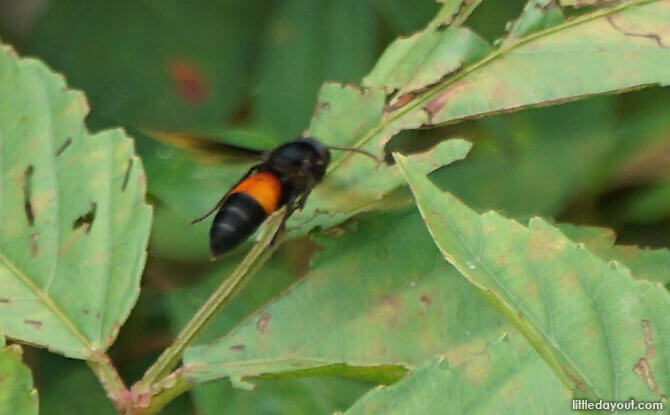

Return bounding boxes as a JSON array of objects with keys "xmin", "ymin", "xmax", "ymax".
[{"xmin": 326, "ymin": 145, "xmax": 381, "ymax": 163}]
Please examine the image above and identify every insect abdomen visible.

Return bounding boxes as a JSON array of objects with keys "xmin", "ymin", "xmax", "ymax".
[{"xmin": 209, "ymin": 171, "xmax": 283, "ymax": 256}]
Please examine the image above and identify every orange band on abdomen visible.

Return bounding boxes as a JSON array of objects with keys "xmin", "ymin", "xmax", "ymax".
[{"xmin": 231, "ymin": 171, "xmax": 282, "ymax": 215}]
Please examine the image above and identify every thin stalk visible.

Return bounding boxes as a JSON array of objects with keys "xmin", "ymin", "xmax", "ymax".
[
  {"xmin": 88, "ymin": 351, "xmax": 131, "ymax": 412},
  {"xmin": 137, "ymin": 211, "xmax": 284, "ymax": 390}
]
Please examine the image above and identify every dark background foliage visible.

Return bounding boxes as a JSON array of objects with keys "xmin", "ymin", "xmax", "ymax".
[{"xmin": 1, "ymin": 0, "xmax": 668, "ymax": 413}]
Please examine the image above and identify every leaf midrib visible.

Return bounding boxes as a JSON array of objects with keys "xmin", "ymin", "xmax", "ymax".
[
  {"xmin": 0, "ymin": 251, "xmax": 91, "ymax": 354},
  {"xmin": 327, "ymin": 0, "xmax": 658, "ymax": 174}
]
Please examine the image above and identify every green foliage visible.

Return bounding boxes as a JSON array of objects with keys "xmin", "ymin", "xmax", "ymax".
[
  {"xmin": 0, "ymin": 0, "xmax": 669, "ymax": 413},
  {"xmin": 396, "ymin": 153, "xmax": 669, "ymax": 402},
  {"xmin": 183, "ymin": 207, "xmax": 509, "ymax": 384},
  {"xmin": 0, "ymin": 42, "xmax": 152, "ymax": 359}
]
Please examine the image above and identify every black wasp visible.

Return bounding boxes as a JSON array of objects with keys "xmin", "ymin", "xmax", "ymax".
[{"xmin": 189, "ymin": 137, "xmax": 378, "ymax": 257}]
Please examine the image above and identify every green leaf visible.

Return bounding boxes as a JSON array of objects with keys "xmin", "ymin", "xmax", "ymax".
[
  {"xmin": 164, "ymin": 241, "xmax": 372, "ymax": 413},
  {"xmin": 363, "ymin": 4, "xmax": 491, "ymax": 98},
  {"xmin": 294, "ymin": 87, "xmax": 472, "ymax": 233},
  {"xmin": 0, "ymin": 42, "xmax": 152, "ymax": 358},
  {"xmin": 344, "ymin": 335, "xmax": 570, "ymax": 415},
  {"xmin": 292, "ymin": 0, "xmax": 670, "ymax": 238},
  {"xmin": 183, "ymin": 207, "xmax": 510, "ymax": 385},
  {"xmin": 403, "ymin": 0, "xmax": 670, "ymax": 126},
  {"xmin": 0, "ymin": 335, "xmax": 38, "ymax": 415},
  {"xmin": 395, "ymin": 154, "xmax": 670, "ymax": 402}
]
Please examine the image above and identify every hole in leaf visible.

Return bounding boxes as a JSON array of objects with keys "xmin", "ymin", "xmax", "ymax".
[
  {"xmin": 56, "ymin": 137, "xmax": 72, "ymax": 156},
  {"xmin": 121, "ymin": 158, "xmax": 133, "ymax": 191},
  {"xmin": 23, "ymin": 165, "xmax": 35, "ymax": 225},
  {"xmin": 73, "ymin": 202, "xmax": 97, "ymax": 233}
]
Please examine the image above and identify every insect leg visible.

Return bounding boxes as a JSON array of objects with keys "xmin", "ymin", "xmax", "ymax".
[
  {"xmin": 190, "ymin": 165, "xmax": 261, "ymax": 225},
  {"xmin": 269, "ymin": 188, "xmax": 306, "ymax": 246}
]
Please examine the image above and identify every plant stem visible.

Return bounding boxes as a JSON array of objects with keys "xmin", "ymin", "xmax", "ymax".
[
  {"xmin": 134, "ymin": 370, "xmax": 192, "ymax": 415},
  {"xmin": 136, "ymin": 212, "xmax": 284, "ymax": 394},
  {"xmin": 88, "ymin": 351, "xmax": 131, "ymax": 412}
]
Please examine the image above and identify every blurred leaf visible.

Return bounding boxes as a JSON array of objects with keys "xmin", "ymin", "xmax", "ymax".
[
  {"xmin": 253, "ymin": 0, "xmax": 379, "ymax": 138},
  {"xmin": 183, "ymin": 207, "xmax": 510, "ymax": 385},
  {"xmin": 370, "ymin": 0, "xmax": 440, "ymax": 34},
  {"xmin": 38, "ymin": 357, "xmax": 115, "ymax": 415},
  {"xmin": 433, "ymin": 97, "xmax": 620, "ymax": 218},
  {"xmin": 618, "ymin": 183, "xmax": 670, "ymax": 224},
  {"xmin": 559, "ymin": 223, "xmax": 670, "ymax": 285},
  {"xmin": 396, "ymin": 154, "xmax": 670, "ymax": 402},
  {"xmin": 0, "ymin": 42, "xmax": 152, "ymax": 358},
  {"xmin": 149, "ymin": 204, "xmax": 210, "ymax": 262},
  {"xmin": 29, "ymin": 0, "xmax": 267, "ymax": 131},
  {"xmin": 137, "ymin": 133, "xmax": 252, "ymax": 224},
  {"xmin": 344, "ymin": 335, "xmax": 570, "ymax": 415},
  {"xmin": 0, "ymin": 335, "xmax": 38, "ymax": 415}
]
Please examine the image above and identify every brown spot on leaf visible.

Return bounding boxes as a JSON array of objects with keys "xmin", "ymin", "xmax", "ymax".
[
  {"xmin": 563, "ymin": 364, "xmax": 587, "ymax": 393},
  {"xmin": 367, "ymin": 295, "xmax": 404, "ymax": 329},
  {"xmin": 633, "ymin": 320, "xmax": 662, "ymax": 397},
  {"xmin": 168, "ymin": 58, "xmax": 209, "ymax": 105},
  {"xmin": 443, "ymin": 338, "xmax": 488, "ymax": 369},
  {"xmin": 30, "ymin": 233, "xmax": 39, "ymax": 257},
  {"xmin": 0, "ymin": 298, "xmax": 10, "ymax": 304},
  {"xmin": 462, "ymin": 352, "xmax": 492, "ymax": 386},
  {"xmin": 24, "ymin": 319, "xmax": 42, "ymax": 329},
  {"xmin": 83, "ymin": 309, "xmax": 90, "ymax": 315},
  {"xmin": 606, "ymin": 15, "xmax": 669, "ymax": 49},
  {"xmin": 560, "ymin": 271, "xmax": 579, "ymax": 292},
  {"xmin": 526, "ymin": 226, "xmax": 566, "ymax": 261},
  {"xmin": 420, "ymin": 295, "xmax": 432, "ymax": 306},
  {"xmin": 230, "ymin": 344, "xmax": 245, "ymax": 352},
  {"xmin": 526, "ymin": 280, "xmax": 540, "ymax": 297},
  {"xmin": 257, "ymin": 312, "xmax": 271, "ymax": 333},
  {"xmin": 312, "ymin": 101, "xmax": 330, "ymax": 119},
  {"xmin": 23, "ymin": 165, "xmax": 35, "ymax": 226},
  {"xmin": 388, "ymin": 92, "xmax": 416, "ymax": 111},
  {"xmin": 424, "ymin": 81, "xmax": 467, "ymax": 123}
]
